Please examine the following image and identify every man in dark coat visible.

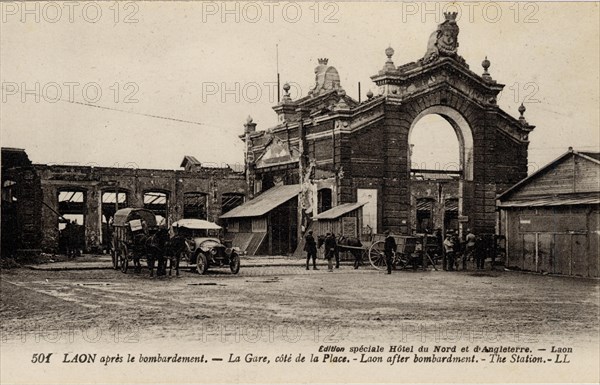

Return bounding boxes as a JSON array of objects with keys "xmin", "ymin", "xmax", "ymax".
[
  {"xmin": 331, "ymin": 232, "xmax": 340, "ymax": 269},
  {"xmin": 324, "ymin": 232, "xmax": 337, "ymax": 272},
  {"xmin": 304, "ymin": 230, "xmax": 318, "ymax": 270},
  {"xmin": 384, "ymin": 230, "xmax": 397, "ymax": 274}
]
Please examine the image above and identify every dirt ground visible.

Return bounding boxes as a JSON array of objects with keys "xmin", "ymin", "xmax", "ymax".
[{"xmin": 1, "ymin": 263, "xmax": 598, "ymax": 348}]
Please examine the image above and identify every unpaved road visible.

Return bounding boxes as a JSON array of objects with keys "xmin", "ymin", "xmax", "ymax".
[{"xmin": 1, "ymin": 264, "xmax": 598, "ymax": 347}]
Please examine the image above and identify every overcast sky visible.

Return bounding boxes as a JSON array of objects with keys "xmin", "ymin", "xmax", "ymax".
[{"xmin": 1, "ymin": 1, "xmax": 598, "ymax": 173}]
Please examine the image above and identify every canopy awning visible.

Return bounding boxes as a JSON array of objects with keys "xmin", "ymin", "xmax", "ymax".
[
  {"xmin": 172, "ymin": 219, "xmax": 222, "ymax": 230},
  {"xmin": 314, "ymin": 202, "xmax": 366, "ymax": 220},
  {"xmin": 220, "ymin": 185, "xmax": 300, "ymax": 219}
]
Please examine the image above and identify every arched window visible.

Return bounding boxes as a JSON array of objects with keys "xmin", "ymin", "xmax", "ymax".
[
  {"xmin": 183, "ymin": 192, "xmax": 207, "ymax": 219},
  {"xmin": 101, "ymin": 190, "xmax": 128, "ymax": 224},
  {"xmin": 57, "ymin": 189, "xmax": 86, "ymax": 230},
  {"xmin": 144, "ymin": 191, "xmax": 169, "ymax": 220}
]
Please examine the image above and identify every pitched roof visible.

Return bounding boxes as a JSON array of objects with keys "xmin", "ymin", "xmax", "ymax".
[
  {"xmin": 498, "ymin": 148, "xmax": 600, "ymax": 200},
  {"xmin": 180, "ymin": 155, "xmax": 201, "ymax": 168},
  {"xmin": 580, "ymin": 151, "xmax": 600, "ymax": 162},
  {"xmin": 498, "ymin": 192, "xmax": 600, "ymax": 208},
  {"xmin": 313, "ymin": 202, "xmax": 366, "ymax": 220},
  {"xmin": 220, "ymin": 185, "xmax": 300, "ymax": 219}
]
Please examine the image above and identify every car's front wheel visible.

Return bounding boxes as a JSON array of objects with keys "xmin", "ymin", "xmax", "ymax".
[{"xmin": 196, "ymin": 252, "xmax": 208, "ymax": 275}]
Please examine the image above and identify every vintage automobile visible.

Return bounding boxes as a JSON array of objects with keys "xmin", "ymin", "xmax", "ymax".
[{"xmin": 171, "ymin": 219, "xmax": 241, "ymax": 275}]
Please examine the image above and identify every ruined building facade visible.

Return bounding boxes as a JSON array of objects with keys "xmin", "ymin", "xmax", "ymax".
[{"xmin": 2, "ymin": 150, "xmax": 246, "ymax": 256}]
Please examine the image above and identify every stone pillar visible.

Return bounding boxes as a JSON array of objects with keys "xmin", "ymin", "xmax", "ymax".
[
  {"xmin": 333, "ymin": 119, "xmax": 353, "ymax": 204},
  {"xmin": 471, "ymin": 111, "xmax": 498, "ymax": 235},
  {"xmin": 382, "ymin": 102, "xmax": 410, "ymax": 234},
  {"xmin": 85, "ymin": 186, "xmax": 102, "ymax": 252},
  {"xmin": 172, "ymin": 174, "xmax": 183, "ymax": 222},
  {"xmin": 40, "ymin": 184, "xmax": 59, "ymax": 252}
]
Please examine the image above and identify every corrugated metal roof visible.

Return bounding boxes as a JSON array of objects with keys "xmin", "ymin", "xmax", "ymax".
[
  {"xmin": 498, "ymin": 193, "xmax": 600, "ymax": 208},
  {"xmin": 220, "ymin": 185, "xmax": 300, "ymax": 219},
  {"xmin": 314, "ymin": 202, "xmax": 366, "ymax": 220}
]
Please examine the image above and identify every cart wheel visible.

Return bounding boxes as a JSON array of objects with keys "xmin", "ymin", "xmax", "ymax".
[
  {"xmin": 368, "ymin": 241, "xmax": 387, "ymax": 271},
  {"xmin": 119, "ymin": 244, "xmax": 129, "ymax": 273},
  {"xmin": 229, "ymin": 253, "xmax": 240, "ymax": 274},
  {"xmin": 196, "ymin": 252, "xmax": 208, "ymax": 275},
  {"xmin": 111, "ymin": 246, "xmax": 118, "ymax": 270}
]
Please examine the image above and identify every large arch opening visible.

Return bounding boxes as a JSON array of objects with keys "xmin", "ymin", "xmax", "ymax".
[
  {"xmin": 408, "ymin": 106, "xmax": 473, "ymax": 180},
  {"xmin": 409, "ymin": 114, "xmax": 460, "ymax": 175},
  {"xmin": 408, "ymin": 106, "xmax": 474, "ymax": 235}
]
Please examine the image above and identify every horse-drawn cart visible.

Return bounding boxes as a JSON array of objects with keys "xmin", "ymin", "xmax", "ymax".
[
  {"xmin": 368, "ymin": 234, "xmax": 438, "ymax": 271},
  {"xmin": 111, "ymin": 208, "xmax": 159, "ymax": 273}
]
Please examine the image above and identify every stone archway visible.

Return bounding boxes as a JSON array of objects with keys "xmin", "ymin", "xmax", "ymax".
[{"xmin": 368, "ymin": 14, "xmax": 534, "ymax": 236}]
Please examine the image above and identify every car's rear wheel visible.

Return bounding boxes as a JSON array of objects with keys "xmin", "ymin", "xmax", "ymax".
[
  {"xmin": 230, "ymin": 253, "xmax": 240, "ymax": 274},
  {"xmin": 196, "ymin": 252, "xmax": 208, "ymax": 275}
]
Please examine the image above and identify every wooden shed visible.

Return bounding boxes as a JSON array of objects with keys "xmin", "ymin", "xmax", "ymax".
[
  {"xmin": 312, "ymin": 202, "xmax": 366, "ymax": 238},
  {"xmin": 497, "ymin": 149, "xmax": 599, "ymax": 277},
  {"xmin": 220, "ymin": 184, "xmax": 300, "ymax": 256}
]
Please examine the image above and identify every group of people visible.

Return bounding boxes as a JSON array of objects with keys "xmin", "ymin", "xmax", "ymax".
[
  {"xmin": 304, "ymin": 227, "xmax": 491, "ymax": 273},
  {"xmin": 303, "ymin": 231, "xmax": 343, "ymax": 272},
  {"xmin": 441, "ymin": 228, "xmax": 486, "ymax": 271}
]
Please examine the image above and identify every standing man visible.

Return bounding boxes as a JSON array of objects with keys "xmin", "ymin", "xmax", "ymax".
[
  {"xmin": 464, "ymin": 228, "xmax": 476, "ymax": 270},
  {"xmin": 434, "ymin": 228, "xmax": 443, "ymax": 265},
  {"xmin": 475, "ymin": 234, "xmax": 485, "ymax": 270},
  {"xmin": 384, "ymin": 230, "xmax": 397, "ymax": 275},
  {"xmin": 443, "ymin": 232, "xmax": 456, "ymax": 271},
  {"xmin": 324, "ymin": 232, "xmax": 337, "ymax": 272},
  {"xmin": 331, "ymin": 233, "xmax": 340, "ymax": 269},
  {"xmin": 452, "ymin": 231, "xmax": 461, "ymax": 271},
  {"xmin": 304, "ymin": 230, "xmax": 318, "ymax": 270}
]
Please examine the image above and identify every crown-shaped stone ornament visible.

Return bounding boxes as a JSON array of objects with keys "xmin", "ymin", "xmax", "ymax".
[{"xmin": 444, "ymin": 12, "xmax": 458, "ymax": 21}]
